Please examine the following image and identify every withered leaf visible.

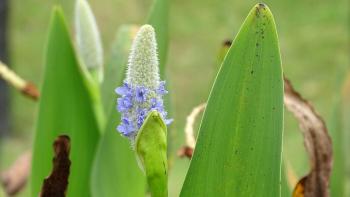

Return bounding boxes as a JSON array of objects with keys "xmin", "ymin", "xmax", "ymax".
[
  {"xmin": 284, "ymin": 78, "xmax": 332, "ymax": 197},
  {"xmin": 39, "ymin": 135, "xmax": 71, "ymax": 197}
]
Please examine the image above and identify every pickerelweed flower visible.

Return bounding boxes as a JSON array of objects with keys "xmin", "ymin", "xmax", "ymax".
[{"xmin": 115, "ymin": 24, "xmax": 172, "ymax": 141}]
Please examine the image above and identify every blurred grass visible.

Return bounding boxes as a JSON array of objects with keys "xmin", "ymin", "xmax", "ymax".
[{"xmin": 1, "ymin": 0, "xmax": 349, "ymax": 196}]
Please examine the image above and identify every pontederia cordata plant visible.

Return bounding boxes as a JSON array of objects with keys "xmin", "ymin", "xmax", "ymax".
[{"xmin": 14, "ymin": 0, "xmax": 341, "ymax": 196}]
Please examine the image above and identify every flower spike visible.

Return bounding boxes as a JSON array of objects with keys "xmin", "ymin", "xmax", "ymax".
[{"xmin": 115, "ymin": 24, "xmax": 172, "ymax": 142}]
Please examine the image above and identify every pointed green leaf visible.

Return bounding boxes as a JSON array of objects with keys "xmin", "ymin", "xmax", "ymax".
[
  {"xmin": 91, "ymin": 25, "xmax": 146, "ymax": 197},
  {"xmin": 147, "ymin": 0, "xmax": 169, "ymax": 76},
  {"xmin": 180, "ymin": 4, "xmax": 283, "ymax": 196},
  {"xmin": 31, "ymin": 7, "xmax": 100, "ymax": 197},
  {"xmin": 136, "ymin": 111, "xmax": 168, "ymax": 197}
]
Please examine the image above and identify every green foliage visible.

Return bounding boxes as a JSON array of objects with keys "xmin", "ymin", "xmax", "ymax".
[
  {"xmin": 31, "ymin": 7, "xmax": 100, "ymax": 197},
  {"xmin": 91, "ymin": 25, "xmax": 146, "ymax": 197},
  {"xmin": 136, "ymin": 111, "xmax": 168, "ymax": 197},
  {"xmin": 180, "ymin": 4, "xmax": 283, "ymax": 197}
]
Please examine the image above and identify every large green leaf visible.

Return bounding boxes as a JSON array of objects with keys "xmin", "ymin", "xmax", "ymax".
[
  {"xmin": 31, "ymin": 7, "xmax": 100, "ymax": 197},
  {"xmin": 91, "ymin": 25, "xmax": 146, "ymax": 197},
  {"xmin": 180, "ymin": 4, "xmax": 283, "ymax": 196},
  {"xmin": 147, "ymin": 0, "xmax": 169, "ymax": 76}
]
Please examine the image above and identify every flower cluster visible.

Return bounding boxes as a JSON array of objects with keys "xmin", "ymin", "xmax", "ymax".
[
  {"xmin": 116, "ymin": 81, "xmax": 172, "ymax": 138},
  {"xmin": 115, "ymin": 24, "xmax": 172, "ymax": 140}
]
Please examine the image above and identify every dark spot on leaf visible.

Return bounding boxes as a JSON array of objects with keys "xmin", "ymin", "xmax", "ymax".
[
  {"xmin": 223, "ymin": 40, "xmax": 232, "ymax": 47},
  {"xmin": 162, "ymin": 161, "xmax": 167, "ymax": 175}
]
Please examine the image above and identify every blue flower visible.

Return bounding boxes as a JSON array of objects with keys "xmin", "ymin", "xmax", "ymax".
[
  {"xmin": 157, "ymin": 81, "xmax": 168, "ymax": 95},
  {"xmin": 117, "ymin": 96, "xmax": 133, "ymax": 112},
  {"xmin": 164, "ymin": 118, "xmax": 173, "ymax": 125},
  {"xmin": 117, "ymin": 117, "xmax": 135, "ymax": 136},
  {"xmin": 115, "ymin": 81, "xmax": 172, "ymax": 138},
  {"xmin": 115, "ymin": 24, "xmax": 173, "ymax": 141},
  {"xmin": 115, "ymin": 82, "xmax": 132, "ymax": 96},
  {"xmin": 150, "ymin": 98, "xmax": 164, "ymax": 111},
  {"xmin": 137, "ymin": 108, "xmax": 148, "ymax": 128},
  {"xmin": 135, "ymin": 86, "xmax": 148, "ymax": 103}
]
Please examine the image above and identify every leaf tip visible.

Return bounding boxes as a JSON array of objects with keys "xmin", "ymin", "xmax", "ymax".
[{"xmin": 252, "ymin": 3, "xmax": 274, "ymax": 19}]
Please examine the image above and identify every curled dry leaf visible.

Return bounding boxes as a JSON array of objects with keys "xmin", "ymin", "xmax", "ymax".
[
  {"xmin": 39, "ymin": 135, "xmax": 71, "ymax": 197},
  {"xmin": 284, "ymin": 78, "xmax": 333, "ymax": 197}
]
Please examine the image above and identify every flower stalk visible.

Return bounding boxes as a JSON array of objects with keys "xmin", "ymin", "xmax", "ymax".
[{"xmin": 115, "ymin": 24, "xmax": 171, "ymax": 197}]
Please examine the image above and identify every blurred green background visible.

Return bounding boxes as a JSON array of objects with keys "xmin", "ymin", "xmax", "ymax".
[{"xmin": 1, "ymin": 0, "xmax": 349, "ymax": 196}]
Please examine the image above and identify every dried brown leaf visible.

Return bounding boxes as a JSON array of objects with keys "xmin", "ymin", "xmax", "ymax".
[
  {"xmin": 39, "ymin": 135, "xmax": 71, "ymax": 197},
  {"xmin": 284, "ymin": 78, "xmax": 332, "ymax": 197}
]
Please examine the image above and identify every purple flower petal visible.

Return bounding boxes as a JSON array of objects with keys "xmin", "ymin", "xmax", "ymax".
[
  {"xmin": 164, "ymin": 118, "xmax": 173, "ymax": 125},
  {"xmin": 117, "ymin": 96, "xmax": 133, "ymax": 112},
  {"xmin": 115, "ymin": 83, "xmax": 132, "ymax": 96},
  {"xmin": 157, "ymin": 81, "xmax": 168, "ymax": 95},
  {"xmin": 135, "ymin": 86, "xmax": 148, "ymax": 103}
]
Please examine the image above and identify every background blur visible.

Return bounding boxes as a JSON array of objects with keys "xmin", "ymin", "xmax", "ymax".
[{"xmin": 0, "ymin": 0, "xmax": 349, "ymax": 196}]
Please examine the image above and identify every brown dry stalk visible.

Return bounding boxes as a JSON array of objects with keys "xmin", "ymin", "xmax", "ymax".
[
  {"xmin": 284, "ymin": 78, "xmax": 333, "ymax": 197},
  {"xmin": 177, "ymin": 103, "xmax": 206, "ymax": 159},
  {"xmin": 0, "ymin": 60, "xmax": 39, "ymax": 100},
  {"xmin": 39, "ymin": 135, "xmax": 71, "ymax": 197}
]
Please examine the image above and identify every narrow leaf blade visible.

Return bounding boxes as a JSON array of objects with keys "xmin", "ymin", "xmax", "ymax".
[
  {"xmin": 180, "ymin": 4, "xmax": 283, "ymax": 196},
  {"xmin": 31, "ymin": 7, "xmax": 100, "ymax": 197}
]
